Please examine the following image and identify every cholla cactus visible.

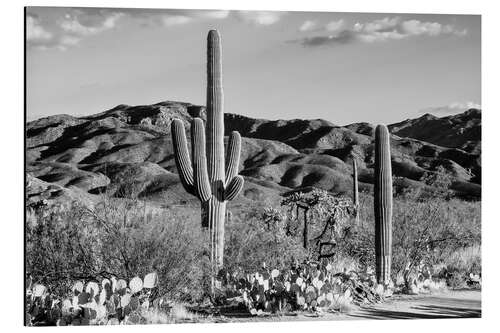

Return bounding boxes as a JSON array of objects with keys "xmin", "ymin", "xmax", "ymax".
[
  {"xmin": 281, "ymin": 189, "xmax": 354, "ymax": 250},
  {"xmin": 262, "ymin": 207, "xmax": 285, "ymax": 225},
  {"xmin": 171, "ymin": 30, "xmax": 244, "ymax": 269},
  {"xmin": 374, "ymin": 124, "xmax": 393, "ymax": 285}
]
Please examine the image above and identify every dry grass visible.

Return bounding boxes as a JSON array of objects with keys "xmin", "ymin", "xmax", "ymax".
[
  {"xmin": 141, "ymin": 303, "xmax": 200, "ymax": 324},
  {"xmin": 443, "ymin": 245, "xmax": 481, "ymax": 274},
  {"xmin": 326, "ymin": 254, "xmax": 360, "ymax": 274},
  {"xmin": 330, "ymin": 297, "xmax": 355, "ymax": 314},
  {"xmin": 439, "ymin": 245, "xmax": 481, "ymax": 289}
]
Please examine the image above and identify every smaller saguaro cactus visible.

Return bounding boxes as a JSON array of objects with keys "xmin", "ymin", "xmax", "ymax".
[
  {"xmin": 301, "ymin": 205, "xmax": 309, "ymax": 249},
  {"xmin": 374, "ymin": 124, "xmax": 393, "ymax": 286},
  {"xmin": 352, "ymin": 158, "xmax": 359, "ymax": 223}
]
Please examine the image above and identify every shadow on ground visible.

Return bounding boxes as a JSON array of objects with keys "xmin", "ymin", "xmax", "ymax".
[
  {"xmin": 350, "ymin": 299, "xmax": 481, "ymax": 320},
  {"xmin": 190, "ymin": 291, "xmax": 481, "ymax": 321}
]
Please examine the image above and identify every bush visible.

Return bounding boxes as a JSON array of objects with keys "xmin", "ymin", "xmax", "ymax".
[
  {"xmin": 342, "ymin": 190, "xmax": 480, "ymax": 290},
  {"xmin": 224, "ymin": 207, "xmax": 308, "ymax": 273},
  {"xmin": 26, "ymin": 197, "xmax": 210, "ymax": 302},
  {"xmin": 437, "ymin": 245, "xmax": 481, "ymax": 289}
]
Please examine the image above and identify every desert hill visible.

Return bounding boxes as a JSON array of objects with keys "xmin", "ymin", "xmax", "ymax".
[
  {"xmin": 26, "ymin": 101, "xmax": 481, "ymax": 209},
  {"xmin": 388, "ymin": 109, "xmax": 481, "ymax": 154}
]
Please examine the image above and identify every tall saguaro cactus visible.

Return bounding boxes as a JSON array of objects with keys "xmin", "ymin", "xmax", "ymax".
[
  {"xmin": 171, "ymin": 30, "xmax": 244, "ymax": 270},
  {"xmin": 374, "ymin": 124, "xmax": 393, "ymax": 286}
]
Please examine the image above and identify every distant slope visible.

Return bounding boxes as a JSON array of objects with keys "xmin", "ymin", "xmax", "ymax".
[
  {"xmin": 26, "ymin": 102, "xmax": 481, "ymax": 209},
  {"xmin": 388, "ymin": 109, "xmax": 481, "ymax": 154}
]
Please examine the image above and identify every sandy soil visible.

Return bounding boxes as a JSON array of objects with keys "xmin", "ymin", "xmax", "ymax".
[
  {"xmin": 344, "ymin": 289, "xmax": 481, "ymax": 320},
  {"xmin": 218, "ymin": 290, "xmax": 481, "ymax": 322}
]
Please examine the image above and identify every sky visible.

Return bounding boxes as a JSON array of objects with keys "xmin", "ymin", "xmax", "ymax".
[{"xmin": 26, "ymin": 7, "xmax": 481, "ymax": 125}]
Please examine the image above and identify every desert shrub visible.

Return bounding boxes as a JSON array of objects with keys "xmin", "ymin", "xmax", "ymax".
[
  {"xmin": 337, "ymin": 191, "xmax": 480, "ymax": 290},
  {"xmin": 83, "ymin": 199, "xmax": 210, "ymax": 301},
  {"xmin": 391, "ymin": 197, "xmax": 480, "ymax": 287},
  {"xmin": 224, "ymin": 206, "xmax": 308, "ymax": 272},
  {"xmin": 26, "ymin": 202, "xmax": 103, "ymax": 296},
  {"xmin": 26, "ymin": 197, "xmax": 209, "ymax": 302},
  {"xmin": 335, "ymin": 194, "xmax": 375, "ymax": 268},
  {"xmin": 225, "ymin": 190, "xmax": 359, "ymax": 275},
  {"xmin": 419, "ymin": 165, "xmax": 454, "ymax": 200},
  {"xmin": 437, "ymin": 245, "xmax": 481, "ymax": 289},
  {"xmin": 441, "ymin": 245, "xmax": 481, "ymax": 276}
]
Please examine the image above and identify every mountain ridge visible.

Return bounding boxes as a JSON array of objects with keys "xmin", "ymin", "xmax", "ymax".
[{"xmin": 26, "ymin": 102, "xmax": 481, "ymax": 209}]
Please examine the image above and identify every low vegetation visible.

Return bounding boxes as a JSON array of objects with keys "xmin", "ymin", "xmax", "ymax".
[
  {"xmin": 25, "ymin": 272, "xmax": 204, "ymax": 326},
  {"xmin": 26, "ymin": 176, "xmax": 481, "ymax": 325}
]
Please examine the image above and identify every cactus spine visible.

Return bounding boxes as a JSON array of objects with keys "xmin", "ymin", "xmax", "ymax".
[
  {"xmin": 374, "ymin": 124, "xmax": 393, "ymax": 285},
  {"xmin": 171, "ymin": 30, "xmax": 244, "ymax": 270}
]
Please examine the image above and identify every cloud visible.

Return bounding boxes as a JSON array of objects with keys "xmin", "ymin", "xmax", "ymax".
[
  {"xmin": 420, "ymin": 101, "xmax": 481, "ymax": 115},
  {"xmin": 27, "ymin": 8, "xmax": 125, "ymax": 51},
  {"xmin": 299, "ymin": 19, "xmax": 345, "ymax": 33},
  {"xmin": 59, "ymin": 11, "xmax": 124, "ymax": 36},
  {"xmin": 160, "ymin": 10, "xmax": 229, "ymax": 26},
  {"xmin": 158, "ymin": 10, "xmax": 281, "ymax": 27},
  {"xmin": 161, "ymin": 15, "xmax": 193, "ymax": 26},
  {"xmin": 27, "ymin": 8, "xmax": 283, "ymax": 51},
  {"xmin": 293, "ymin": 16, "xmax": 467, "ymax": 47},
  {"xmin": 160, "ymin": 9, "xmax": 282, "ymax": 26},
  {"xmin": 26, "ymin": 14, "xmax": 53, "ymax": 41},
  {"xmin": 325, "ymin": 19, "xmax": 345, "ymax": 32},
  {"xmin": 299, "ymin": 20, "xmax": 318, "ymax": 32},
  {"xmin": 401, "ymin": 20, "xmax": 441, "ymax": 36},
  {"xmin": 197, "ymin": 10, "xmax": 230, "ymax": 20},
  {"xmin": 357, "ymin": 17, "xmax": 400, "ymax": 33},
  {"xmin": 59, "ymin": 35, "xmax": 81, "ymax": 46},
  {"xmin": 299, "ymin": 30, "xmax": 357, "ymax": 47},
  {"xmin": 235, "ymin": 11, "xmax": 284, "ymax": 26}
]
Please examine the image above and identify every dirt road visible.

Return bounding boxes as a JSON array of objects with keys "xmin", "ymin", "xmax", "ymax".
[
  {"xmin": 345, "ymin": 290, "xmax": 481, "ymax": 320},
  {"xmin": 221, "ymin": 290, "xmax": 481, "ymax": 322}
]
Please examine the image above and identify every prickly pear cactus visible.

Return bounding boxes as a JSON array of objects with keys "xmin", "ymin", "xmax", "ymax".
[
  {"xmin": 25, "ymin": 273, "xmax": 163, "ymax": 326},
  {"xmin": 216, "ymin": 260, "xmax": 383, "ymax": 316},
  {"xmin": 171, "ymin": 30, "xmax": 244, "ymax": 269},
  {"xmin": 374, "ymin": 124, "xmax": 393, "ymax": 285}
]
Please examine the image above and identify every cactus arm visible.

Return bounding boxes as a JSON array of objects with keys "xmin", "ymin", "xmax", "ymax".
[
  {"xmin": 171, "ymin": 119, "xmax": 195, "ymax": 196},
  {"xmin": 206, "ymin": 30, "xmax": 225, "ymax": 183},
  {"xmin": 191, "ymin": 118, "xmax": 212, "ymax": 202},
  {"xmin": 225, "ymin": 131, "xmax": 242, "ymax": 185},
  {"xmin": 224, "ymin": 175, "xmax": 244, "ymax": 201}
]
